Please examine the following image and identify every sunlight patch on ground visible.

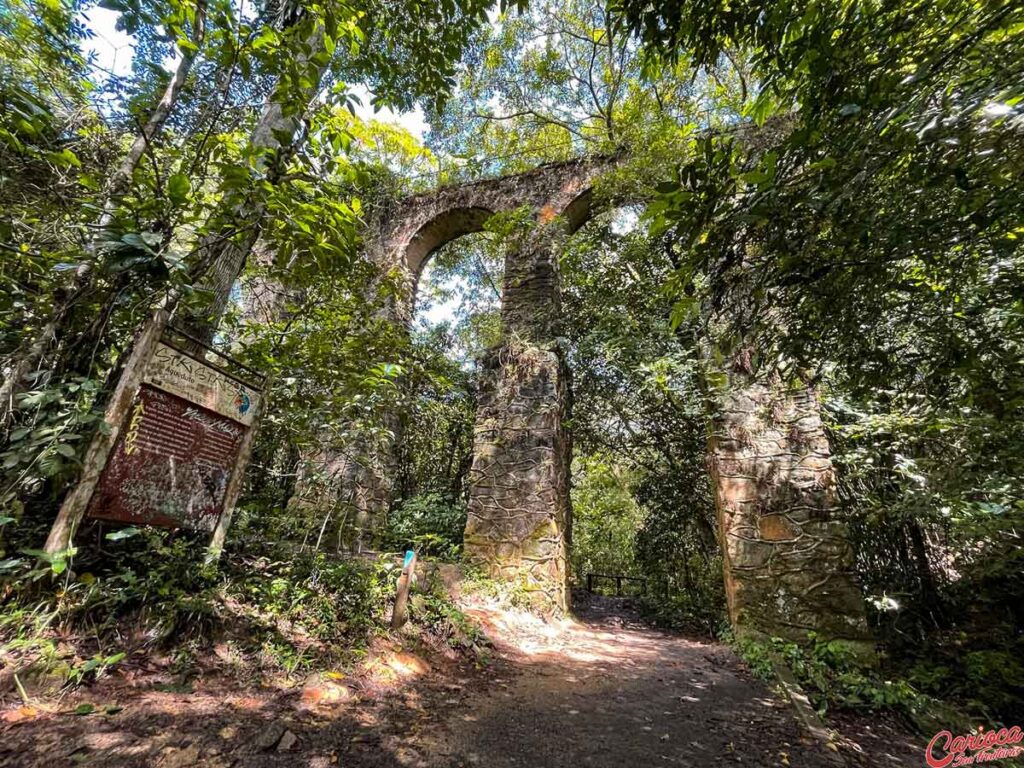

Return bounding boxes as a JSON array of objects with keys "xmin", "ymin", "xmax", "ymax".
[
  {"xmin": 360, "ymin": 644, "xmax": 431, "ymax": 688},
  {"xmin": 462, "ymin": 597, "xmax": 696, "ymax": 668}
]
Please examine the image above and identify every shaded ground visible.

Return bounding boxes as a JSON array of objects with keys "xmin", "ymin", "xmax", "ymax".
[
  {"xmin": 0, "ymin": 632, "xmax": 487, "ymax": 767},
  {"xmin": 0, "ymin": 593, "xmax": 926, "ymax": 767},
  {"xmin": 414, "ymin": 592, "xmax": 924, "ymax": 768}
]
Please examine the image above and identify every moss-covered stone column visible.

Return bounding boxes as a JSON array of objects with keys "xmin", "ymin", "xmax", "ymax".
[
  {"xmin": 464, "ymin": 216, "xmax": 572, "ymax": 613},
  {"xmin": 709, "ymin": 373, "xmax": 873, "ymax": 652},
  {"xmin": 286, "ymin": 431, "xmax": 394, "ymax": 552}
]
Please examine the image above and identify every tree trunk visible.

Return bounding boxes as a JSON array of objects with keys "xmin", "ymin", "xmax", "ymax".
[
  {"xmin": 43, "ymin": 299, "xmax": 175, "ymax": 555},
  {"xmin": 0, "ymin": 0, "xmax": 207, "ymax": 429},
  {"xmin": 175, "ymin": 24, "xmax": 327, "ymax": 347},
  {"xmin": 906, "ymin": 518, "xmax": 946, "ymax": 627}
]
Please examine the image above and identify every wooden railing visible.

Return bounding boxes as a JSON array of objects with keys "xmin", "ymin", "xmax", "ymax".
[{"xmin": 585, "ymin": 573, "xmax": 648, "ymax": 596}]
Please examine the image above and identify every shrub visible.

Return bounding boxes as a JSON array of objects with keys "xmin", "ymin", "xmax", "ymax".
[{"xmin": 382, "ymin": 493, "xmax": 465, "ymax": 559}]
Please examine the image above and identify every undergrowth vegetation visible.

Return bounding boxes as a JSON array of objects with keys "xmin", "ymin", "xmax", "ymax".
[
  {"xmin": 0, "ymin": 523, "xmax": 483, "ymax": 696},
  {"xmin": 731, "ymin": 622, "xmax": 1024, "ymax": 733}
]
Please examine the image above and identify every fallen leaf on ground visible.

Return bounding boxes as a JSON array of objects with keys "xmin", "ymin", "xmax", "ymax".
[{"xmin": 2, "ymin": 705, "xmax": 38, "ymax": 724}]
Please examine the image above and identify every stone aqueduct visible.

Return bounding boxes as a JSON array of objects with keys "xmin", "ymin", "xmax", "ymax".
[{"xmin": 327, "ymin": 156, "xmax": 872, "ymax": 647}]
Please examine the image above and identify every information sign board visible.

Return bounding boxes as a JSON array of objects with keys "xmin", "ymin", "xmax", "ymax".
[{"xmin": 86, "ymin": 342, "xmax": 259, "ymax": 530}]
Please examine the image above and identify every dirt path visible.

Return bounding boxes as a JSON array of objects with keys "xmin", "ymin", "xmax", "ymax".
[
  {"xmin": 411, "ymin": 593, "xmax": 923, "ymax": 768},
  {"xmin": 0, "ymin": 594, "xmax": 924, "ymax": 767}
]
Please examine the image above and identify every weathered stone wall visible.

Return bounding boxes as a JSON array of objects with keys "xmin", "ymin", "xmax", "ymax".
[
  {"xmin": 286, "ymin": 433, "xmax": 393, "ymax": 552},
  {"xmin": 709, "ymin": 375, "xmax": 872, "ymax": 650},
  {"xmin": 464, "ymin": 341, "xmax": 572, "ymax": 612},
  {"xmin": 463, "ymin": 219, "xmax": 573, "ymax": 613}
]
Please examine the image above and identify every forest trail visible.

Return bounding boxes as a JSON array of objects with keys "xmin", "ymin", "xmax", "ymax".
[
  {"xmin": 412, "ymin": 593, "xmax": 921, "ymax": 768},
  {"xmin": 0, "ymin": 593, "xmax": 924, "ymax": 768}
]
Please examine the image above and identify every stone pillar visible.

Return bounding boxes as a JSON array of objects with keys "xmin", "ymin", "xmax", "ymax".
[
  {"xmin": 283, "ymin": 266, "xmax": 407, "ymax": 552},
  {"xmin": 288, "ymin": 436, "xmax": 393, "ymax": 552},
  {"xmin": 463, "ymin": 218, "xmax": 572, "ymax": 613},
  {"xmin": 709, "ymin": 374, "xmax": 873, "ymax": 651}
]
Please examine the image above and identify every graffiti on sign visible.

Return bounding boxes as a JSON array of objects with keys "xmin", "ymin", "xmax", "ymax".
[
  {"xmin": 86, "ymin": 342, "xmax": 260, "ymax": 531},
  {"xmin": 87, "ymin": 385, "xmax": 246, "ymax": 530},
  {"xmin": 144, "ymin": 342, "xmax": 260, "ymax": 427}
]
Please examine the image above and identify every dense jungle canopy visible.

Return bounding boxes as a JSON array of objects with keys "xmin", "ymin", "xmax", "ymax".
[{"xmin": 0, "ymin": 0, "xmax": 1022, "ymax": 744}]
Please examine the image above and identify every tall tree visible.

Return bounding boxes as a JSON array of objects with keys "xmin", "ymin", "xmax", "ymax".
[
  {"xmin": 429, "ymin": 0, "xmax": 744, "ymax": 178},
  {"xmin": 0, "ymin": 0, "xmax": 210, "ymax": 425}
]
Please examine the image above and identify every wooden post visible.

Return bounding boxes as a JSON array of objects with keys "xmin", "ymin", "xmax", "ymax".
[
  {"xmin": 43, "ymin": 304, "xmax": 172, "ymax": 556},
  {"xmin": 391, "ymin": 550, "xmax": 417, "ymax": 630},
  {"xmin": 207, "ymin": 380, "xmax": 269, "ymax": 561},
  {"xmin": 616, "ymin": 576, "xmax": 622, "ymax": 596},
  {"xmin": 587, "ymin": 573, "xmax": 592, "ymax": 593}
]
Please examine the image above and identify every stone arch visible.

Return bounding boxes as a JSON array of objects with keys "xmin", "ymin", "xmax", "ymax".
[
  {"xmin": 346, "ymin": 151, "xmax": 872, "ymax": 645},
  {"xmin": 405, "ymin": 206, "xmax": 496, "ymax": 280},
  {"xmin": 368, "ymin": 157, "xmax": 609, "ymax": 270},
  {"xmin": 403, "ymin": 187, "xmax": 597, "ymax": 283}
]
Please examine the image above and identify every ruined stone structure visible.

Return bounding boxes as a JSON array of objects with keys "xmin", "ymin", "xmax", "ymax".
[
  {"xmin": 344, "ymin": 155, "xmax": 872, "ymax": 641},
  {"xmin": 709, "ymin": 374, "xmax": 872, "ymax": 649},
  {"xmin": 363, "ymin": 158, "xmax": 607, "ymax": 611},
  {"xmin": 462, "ymin": 219, "xmax": 573, "ymax": 611},
  {"xmin": 286, "ymin": 439, "xmax": 393, "ymax": 552},
  {"xmin": 363, "ymin": 157, "xmax": 603, "ymax": 320}
]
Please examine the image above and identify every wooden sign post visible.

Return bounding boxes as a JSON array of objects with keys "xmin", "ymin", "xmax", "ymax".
[
  {"xmin": 390, "ymin": 550, "xmax": 417, "ymax": 630},
  {"xmin": 44, "ymin": 318, "xmax": 265, "ymax": 558},
  {"xmin": 44, "ymin": 305, "xmax": 172, "ymax": 556}
]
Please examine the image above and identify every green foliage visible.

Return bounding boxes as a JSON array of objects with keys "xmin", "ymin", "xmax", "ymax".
[
  {"xmin": 0, "ymin": 598, "xmax": 61, "ymax": 678},
  {"xmin": 562, "ymin": 208, "xmax": 725, "ymax": 628},
  {"xmin": 382, "ymin": 493, "xmax": 466, "ymax": 560},
  {"xmin": 732, "ymin": 632, "xmax": 934, "ymax": 725},
  {"xmin": 416, "ymin": 230, "xmax": 504, "ymax": 360},
  {"xmin": 429, "ymin": 0, "xmax": 741, "ymax": 178},
  {"xmin": 409, "ymin": 586, "xmax": 488, "ymax": 653},
  {"xmin": 570, "ymin": 455, "xmax": 644, "ymax": 579},
  {"xmin": 831, "ymin": 393, "xmax": 1024, "ymax": 723},
  {"xmin": 635, "ymin": 558, "xmax": 726, "ymax": 636},
  {"xmin": 65, "ymin": 651, "xmax": 127, "ymax": 687},
  {"xmin": 229, "ymin": 549, "xmax": 390, "ymax": 646},
  {"xmin": 2, "ymin": 0, "xmax": 1020, "ymax": 730},
  {"xmin": 0, "ymin": 525, "xmax": 484, "ymax": 686},
  {"xmin": 0, "ymin": 376, "xmax": 106, "ymax": 517},
  {"xmin": 614, "ymin": 0, "xmax": 1024, "ymax": 721},
  {"xmin": 0, "ymin": 0, "xmax": 499, "ymax": 543}
]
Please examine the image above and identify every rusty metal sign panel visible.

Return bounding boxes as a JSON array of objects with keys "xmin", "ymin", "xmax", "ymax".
[{"xmin": 86, "ymin": 342, "xmax": 259, "ymax": 531}]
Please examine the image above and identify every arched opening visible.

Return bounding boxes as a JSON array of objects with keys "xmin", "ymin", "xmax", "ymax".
[
  {"xmin": 405, "ymin": 206, "xmax": 495, "ymax": 278},
  {"xmin": 383, "ymin": 227, "xmax": 506, "ymax": 562},
  {"xmin": 413, "ymin": 231, "xmax": 503, "ymax": 361}
]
